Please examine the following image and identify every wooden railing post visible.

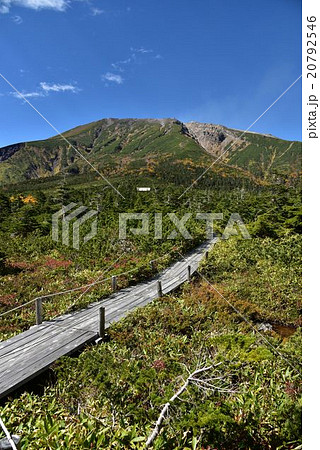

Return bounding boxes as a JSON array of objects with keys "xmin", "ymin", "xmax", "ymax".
[
  {"xmin": 157, "ymin": 280, "xmax": 163, "ymax": 298},
  {"xmin": 35, "ymin": 297, "xmax": 43, "ymax": 325},
  {"xmin": 187, "ymin": 265, "xmax": 191, "ymax": 281},
  {"xmin": 111, "ymin": 276, "xmax": 117, "ymax": 292},
  {"xmin": 99, "ymin": 307, "xmax": 105, "ymax": 340}
]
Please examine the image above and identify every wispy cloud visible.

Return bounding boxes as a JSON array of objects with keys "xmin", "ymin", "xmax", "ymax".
[
  {"xmin": 11, "ymin": 14, "xmax": 22, "ymax": 23},
  {"xmin": 11, "ymin": 90, "xmax": 45, "ymax": 99},
  {"xmin": 111, "ymin": 57, "xmax": 132, "ymax": 72},
  {"xmin": 112, "ymin": 47, "xmax": 157, "ymax": 71},
  {"xmin": 104, "ymin": 47, "xmax": 162, "ymax": 85},
  {"xmin": 91, "ymin": 7, "xmax": 103, "ymax": 16},
  {"xmin": 101, "ymin": 72, "xmax": 124, "ymax": 85},
  {"xmin": 10, "ymin": 80, "xmax": 80, "ymax": 99},
  {"xmin": 130, "ymin": 47, "xmax": 153, "ymax": 54},
  {"xmin": 40, "ymin": 81, "xmax": 80, "ymax": 93},
  {"xmin": 0, "ymin": 2, "xmax": 9, "ymax": 12},
  {"xmin": 0, "ymin": 0, "xmax": 69, "ymax": 14}
]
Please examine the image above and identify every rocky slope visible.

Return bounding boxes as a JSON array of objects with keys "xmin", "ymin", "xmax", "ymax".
[{"xmin": 184, "ymin": 122, "xmax": 244, "ymax": 158}]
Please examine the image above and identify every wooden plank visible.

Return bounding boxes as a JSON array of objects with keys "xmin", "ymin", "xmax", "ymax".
[
  {"xmin": 0, "ymin": 325, "xmax": 96, "ymax": 376},
  {"xmin": 0, "ymin": 328, "xmax": 96, "ymax": 375},
  {"xmin": 0, "ymin": 330, "xmax": 97, "ymax": 398},
  {"xmin": 0, "ymin": 239, "xmax": 216, "ymax": 398}
]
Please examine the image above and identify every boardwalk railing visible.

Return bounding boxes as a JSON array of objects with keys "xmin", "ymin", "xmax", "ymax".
[
  {"xmin": 0, "ymin": 239, "xmax": 216, "ymax": 399},
  {"xmin": 0, "ymin": 248, "xmax": 187, "ymax": 328}
]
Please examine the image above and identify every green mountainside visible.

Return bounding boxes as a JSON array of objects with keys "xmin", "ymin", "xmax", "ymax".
[{"xmin": 0, "ymin": 118, "xmax": 301, "ymax": 186}]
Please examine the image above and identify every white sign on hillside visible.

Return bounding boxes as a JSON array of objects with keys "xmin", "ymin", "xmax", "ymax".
[{"xmin": 137, "ymin": 187, "xmax": 151, "ymax": 192}]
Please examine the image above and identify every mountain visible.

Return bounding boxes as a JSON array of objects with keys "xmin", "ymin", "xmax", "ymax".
[
  {"xmin": 185, "ymin": 122, "xmax": 301, "ymax": 179},
  {"xmin": 0, "ymin": 118, "xmax": 301, "ymax": 186}
]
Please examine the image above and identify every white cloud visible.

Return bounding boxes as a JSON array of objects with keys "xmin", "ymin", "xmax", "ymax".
[
  {"xmin": 91, "ymin": 7, "xmax": 103, "ymax": 16},
  {"xmin": 102, "ymin": 72, "xmax": 124, "ymax": 85},
  {"xmin": 111, "ymin": 57, "xmax": 132, "ymax": 72},
  {"xmin": 0, "ymin": 0, "xmax": 68, "ymax": 13},
  {"xmin": 131, "ymin": 47, "xmax": 153, "ymax": 54},
  {"xmin": 39, "ymin": 81, "xmax": 80, "ymax": 93},
  {"xmin": 11, "ymin": 90, "xmax": 45, "ymax": 99},
  {"xmin": 10, "ymin": 81, "xmax": 80, "ymax": 100},
  {"xmin": 103, "ymin": 47, "xmax": 162, "ymax": 86},
  {"xmin": 110, "ymin": 47, "xmax": 162, "ymax": 73},
  {"xmin": 11, "ymin": 14, "xmax": 22, "ymax": 23},
  {"xmin": 0, "ymin": 3, "xmax": 9, "ymax": 12}
]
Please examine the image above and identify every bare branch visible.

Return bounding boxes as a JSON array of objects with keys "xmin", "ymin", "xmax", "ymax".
[{"xmin": 145, "ymin": 364, "xmax": 227, "ymax": 448}]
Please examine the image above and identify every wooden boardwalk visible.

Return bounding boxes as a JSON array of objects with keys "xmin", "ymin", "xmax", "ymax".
[{"xmin": 0, "ymin": 240, "xmax": 215, "ymax": 399}]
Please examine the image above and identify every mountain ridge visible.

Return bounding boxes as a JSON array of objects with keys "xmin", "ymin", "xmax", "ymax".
[{"xmin": 0, "ymin": 118, "xmax": 301, "ymax": 186}]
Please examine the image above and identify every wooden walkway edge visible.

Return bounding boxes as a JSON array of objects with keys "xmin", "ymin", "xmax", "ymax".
[{"xmin": 0, "ymin": 239, "xmax": 216, "ymax": 399}]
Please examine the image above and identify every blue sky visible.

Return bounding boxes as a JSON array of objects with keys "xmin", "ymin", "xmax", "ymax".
[{"xmin": 0, "ymin": 0, "xmax": 301, "ymax": 147}]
